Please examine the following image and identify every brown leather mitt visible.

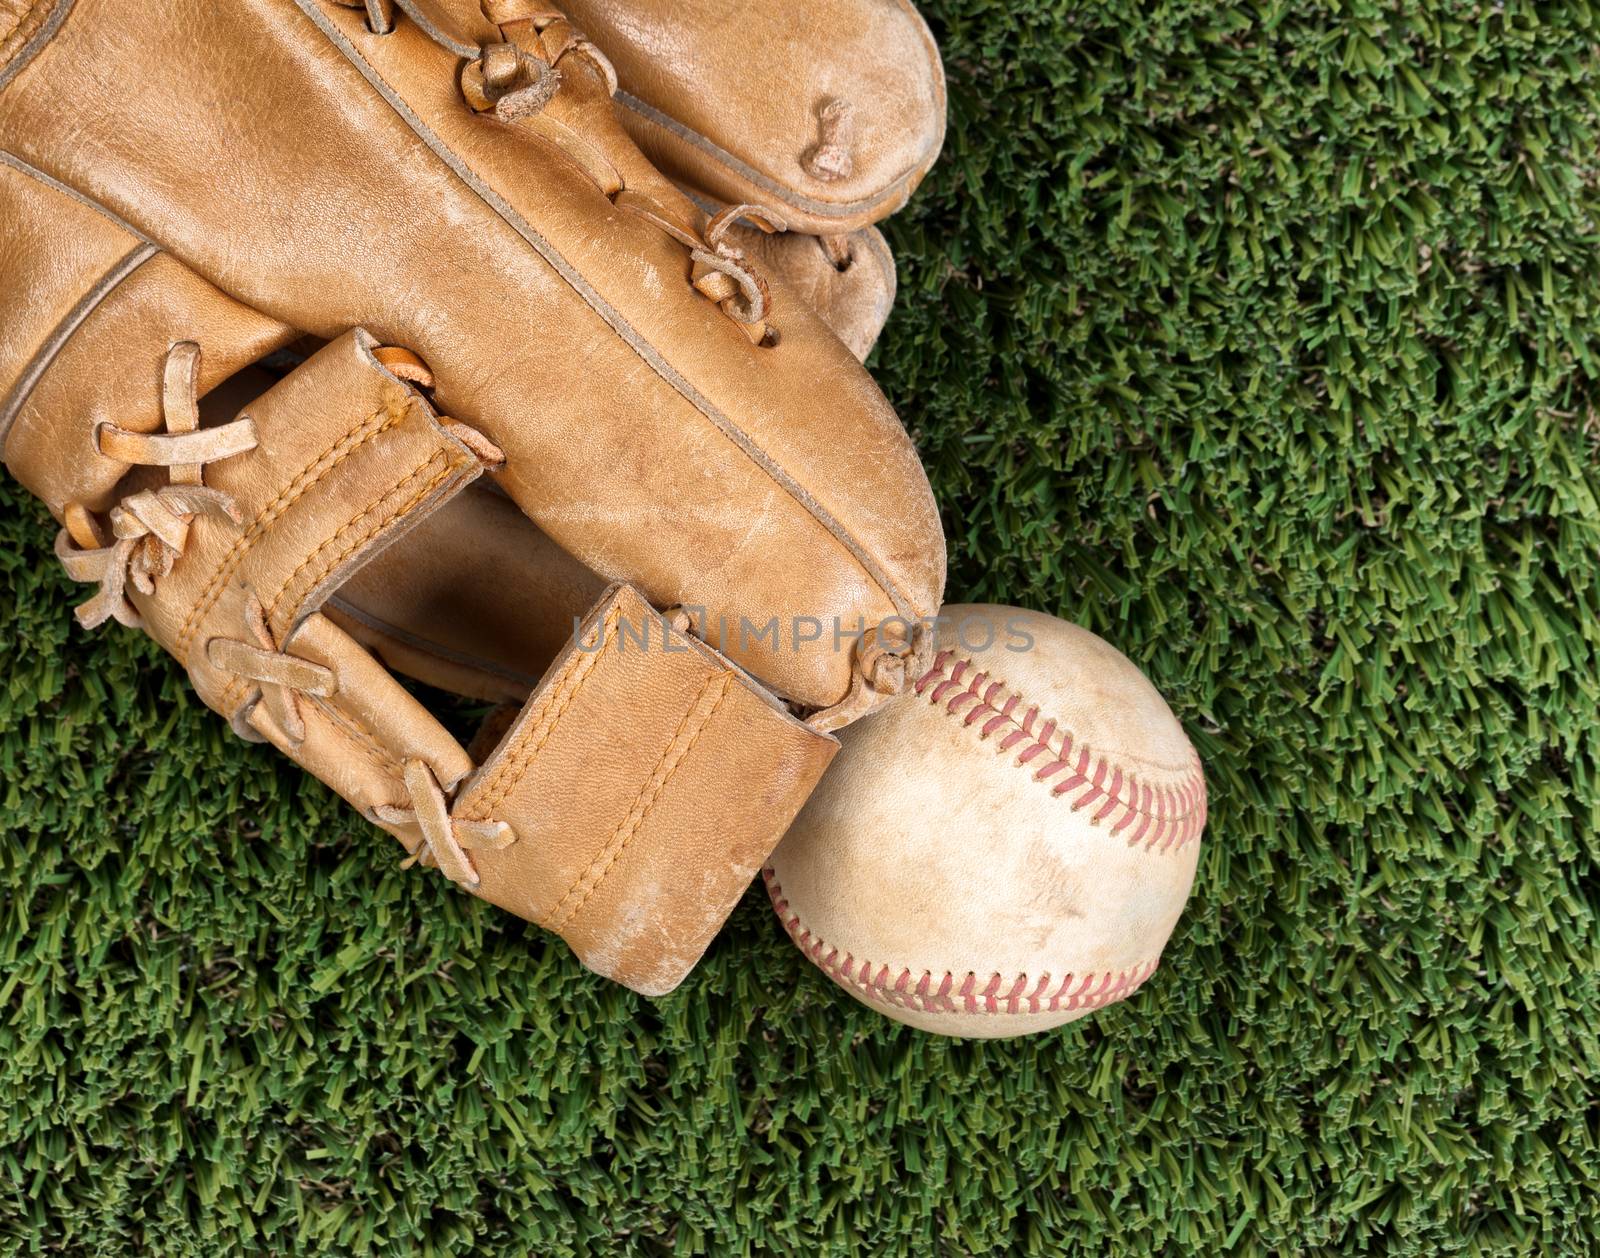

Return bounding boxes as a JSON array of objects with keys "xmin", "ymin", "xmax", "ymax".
[
  {"xmin": 0, "ymin": 0, "xmax": 945, "ymax": 994},
  {"xmin": 559, "ymin": 0, "xmax": 947, "ymax": 358}
]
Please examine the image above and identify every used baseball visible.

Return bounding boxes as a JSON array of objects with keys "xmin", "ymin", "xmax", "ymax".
[{"xmin": 765, "ymin": 604, "xmax": 1206, "ymax": 1037}]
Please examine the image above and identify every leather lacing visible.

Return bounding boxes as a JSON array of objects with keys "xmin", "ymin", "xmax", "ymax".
[
  {"xmin": 375, "ymin": 758, "xmax": 514, "ymax": 891},
  {"xmin": 206, "ymin": 591, "xmax": 337, "ymax": 745},
  {"xmin": 55, "ymin": 340, "xmax": 314, "ymax": 731},
  {"xmin": 340, "ymin": 0, "xmax": 786, "ymax": 344},
  {"xmin": 808, "ymin": 619, "xmax": 928, "ymax": 734},
  {"xmin": 802, "ymin": 98, "xmax": 856, "ymax": 182},
  {"xmin": 619, "ymin": 196, "xmax": 789, "ymax": 336},
  {"xmin": 55, "ymin": 341, "xmax": 256, "ymax": 631},
  {"xmin": 56, "ymin": 335, "xmax": 515, "ymax": 890}
]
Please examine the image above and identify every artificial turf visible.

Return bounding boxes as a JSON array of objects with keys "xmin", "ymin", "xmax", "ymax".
[{"xmin": 3, "ymin": 1, "xmax": 1599, "ymax": 1253}]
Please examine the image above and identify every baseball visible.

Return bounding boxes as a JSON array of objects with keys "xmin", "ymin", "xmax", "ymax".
[{"xmin": 765, "ymin": 604, "xmax": 1206, "ymax": 1037}]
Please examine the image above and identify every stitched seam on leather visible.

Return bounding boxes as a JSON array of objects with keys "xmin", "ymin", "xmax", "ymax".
[
  {"xmin": 292, "ymin": 0, "xmax": 924, "ymax": 624},
  {"xmin": 764, "ymin": 868, "xmax": 1160, "ymax": 1018},
  {"xmin": 0, "ymin": 0, "xmax": 72, "ymax": 94},
  {"xmin": 174, "ymin": 405, "xmax": 398, "ymax": 663},
  {"xmin": 260, "ymin": 449, "xmax": 458, "ymax": 628},
  {"xmin": 219, "ymin": 673, "xmax": 247, "ymax": 720},
  {"xmin": 913, "ymin": 650, "xmax": 1207, "ymax": 853},
  {"xmin": 614, "ymin": 91, "xmax": 938, "ymax": 220},
  {"xmin": 219, "ymin": 453, "xmax": 461, "ymax": 717},
  {"xmin": 0, "ymin": 241, "xmax": 156, "ymax": 449},
  {"xmin": 549, "ymin": 670, "xmax": 733, "ymax": 930},
  {"xmin": 460, "ymin": 600, "xmax": 624, "ymax": 818}
]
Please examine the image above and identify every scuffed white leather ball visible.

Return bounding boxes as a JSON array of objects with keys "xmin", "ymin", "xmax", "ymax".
[{"xmin": 766, "ymin": 604, "xmax": 1207, "ymax": 1037}]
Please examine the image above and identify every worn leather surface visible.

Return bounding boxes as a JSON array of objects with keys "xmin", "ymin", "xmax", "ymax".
[
  {"xmin": 0, "ymin": 154, "xmax": 149, "ymax": 435},
  {"xmin": 0, "ymin": 0, "xmax": 945, "ymax": 711},
  {"xmin": 0, "ymin": 0, "xmax": 940, "ymax": 992},
  {"xmin": 765, "ymin": 606, "xmax": 1207, "ymax": 1037},
  {"xmin": 722, "ymin": 221, "xmax": 897, "ymax": 362},
  {"xmin": 432, "ymin": 0, "xmax": 922, "ymax": 355},
  {"xmin": 131, "ymin": 333, "xmax": 488, "ymax": 723},
  {"xmin": 561, "ymin": 0, "xmax": 946, "ymax": 237},
  {"xmin": 453, "ymin": 583, "xmax": 837, "ymax": 995},
  {"xmin": 4, "ymin": 245, "xmax": 297, "ymax": 513}
]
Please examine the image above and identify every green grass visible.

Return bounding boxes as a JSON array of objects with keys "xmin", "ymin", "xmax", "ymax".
[{"xmin": 4, "ymin": 1, "xmax": 1600, "ymax": 1253}]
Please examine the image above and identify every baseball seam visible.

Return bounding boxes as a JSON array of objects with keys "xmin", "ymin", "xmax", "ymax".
[
  {"xmin": 764, "ymin": 868, "xmax": 1158, "ymax": 1018},
  {"xmin": 913, "ymin": 650, "xmax": 1207, "ymax": 853}
]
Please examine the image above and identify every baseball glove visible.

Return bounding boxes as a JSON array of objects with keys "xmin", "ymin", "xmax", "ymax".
[{"xmin": 0, "ymin": 0, "xmax": 945, "ymax": 993}]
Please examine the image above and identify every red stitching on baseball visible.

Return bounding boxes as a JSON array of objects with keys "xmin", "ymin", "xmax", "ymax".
[
  {"xmin": 912, "ymin": 650, "xmax": 1206, "ymax": 853},
  {"xmin": 764, "ymin": 868, "xmax": 1158, "ymax": 1018}
]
